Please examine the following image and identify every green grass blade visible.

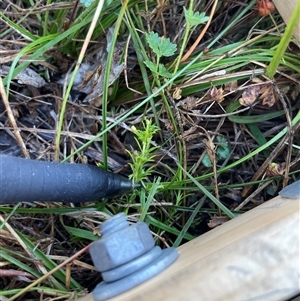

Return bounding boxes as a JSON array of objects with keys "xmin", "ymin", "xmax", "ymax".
[
  {"xmin": 177, "ymin": 163, "xmax": 236, "ymax": 219},
  {"xmin": 145, "ymin": 215, "xmax": 194, "ymax": 241},
  {"xmin": 139, "ymin": 177, "xmax": 161, "ymax": 222},
  {"xmin": 0, "ymin": 12, "xmax": 38, "ymax": 41},
  {"xmin": 173, "ymin": 198, "xmax": 205, "ymax": 248},
  {"xmin": 0, "ymin": 249, "xmax": 42, "ymax": 278},
  {"xmin": 101, "ymin": 0, "xmax": 128, "ymax": 168},
  {"xmin": 247, "ymin": 123, "xmax": 270, "ymax": 158},
  {"xmin": 228, "ymin": 109, "xmax": 293, "ymax": 124},
  {"xmin": 266, "ymin": 0, "xmax": 300, "ymax": 78}
]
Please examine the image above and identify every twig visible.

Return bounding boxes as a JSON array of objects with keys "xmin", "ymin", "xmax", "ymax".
[
  {"xmin": 235, "ymin": 180, "xmax": 272, "ymax": 211},
  {"xmin": 181, "ymin": 0, "xmax": 219, "ymax": 62},
  {"xmin": 272, "ymin": 82, "xmax": 293, "ymax": 187},
  {"xmin": 0, "ymin": 76, "xmax": 29, "ymax": 158}
]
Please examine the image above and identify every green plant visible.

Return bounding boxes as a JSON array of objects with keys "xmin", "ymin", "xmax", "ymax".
[
  {"xmin": 265, "ymin": 0, "xmax": 300, "ymax": 78},
  {"xmin": 170, "ymin": 2, "xmax": 210, "ymax": 70},
  {"xmin": 127, "ymin": 119, "xmax": 160, "ymax": 182},
  {"xmin": 202, "ymin": 136, "xmax": 231, "ymax": 167},
  {"xmin": 144, "ymin": 31, "xmax": 177, "ymax": 78}
]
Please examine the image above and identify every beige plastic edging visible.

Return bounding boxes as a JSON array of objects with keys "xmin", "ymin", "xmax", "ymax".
[{"xmin": 273, "ymin": 0, "xmax": 300, "ymax": 39}]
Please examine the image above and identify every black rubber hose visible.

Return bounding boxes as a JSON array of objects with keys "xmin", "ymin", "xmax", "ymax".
[{"xmin": 0, "ymin": 154, "xmax": 136, "ymax": 204}]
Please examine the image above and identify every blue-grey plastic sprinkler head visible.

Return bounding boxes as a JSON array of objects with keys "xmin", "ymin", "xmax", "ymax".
[
  {"xmin": 89, "ymin": 213, "xmax": 179, "ymax": 301},
  {"xmin": 279, "ymin": 180, "xmax": 300, "ymax": 199}
]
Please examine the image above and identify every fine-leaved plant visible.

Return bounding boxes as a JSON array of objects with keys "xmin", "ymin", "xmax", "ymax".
[{"xmin": 127, "ymin": 119, "xmax": 160, "ymax": 182}]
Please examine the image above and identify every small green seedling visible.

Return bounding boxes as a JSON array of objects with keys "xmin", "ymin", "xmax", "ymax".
[
  {"xmin": 127, "ymin": 119, "xmax": 160, "ymax": 182},
  {"xmin": 183, "ymin": 7, "xmax": 210, "ymax": 27},
  {"xmin": 202, "ymin": 136, "xmax": 231, "ymax": 167},
  {"xmin": 144, "ymin": 31, "xmax": 177, "ymax": 78}
]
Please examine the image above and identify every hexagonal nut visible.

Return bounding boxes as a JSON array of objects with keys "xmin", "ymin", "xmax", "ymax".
[{"xmin": 89, "ymin": 222, "xmax": 155, "ymax": 272}]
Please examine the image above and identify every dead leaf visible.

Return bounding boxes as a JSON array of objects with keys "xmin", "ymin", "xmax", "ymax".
[
  {"xmin": 0, "ymin": 65, "xmax": 46, "ymax": 88},
  {"xmin": 59, "ymin": 27, "xmax": 124, "ymax": 107},
  {"xmin": 77, "ymin": 69, "xmax": 98, "ymax": 90},
  {"xmin": 259, "ymin": 83, "xmax": 276, "ymax": 107},
  {"xmin": 92, "ymin": 227, "xmax": 101, "ymax": 236},
  {"xmin": 178, "ymin": 96, "xmax": 199, "ymax": 110},
  {"xmin": 239, "ymin": 86, "xmax": 260, "ymax": 107},
  {"xmin": 209, "ymin": 86, "xmax": 224, "ymax": 102},
  {"xmin": 208, "ymin": 215, "xmax": 230, "ymax": 228},
  {"xmin": 161, "ymin": 118, "xmax": 174, "ymax": 131},
  {"xmin": 224, "ymin": 80, "xmax": 238, "ymax": 93},
  {"xmin": 173, "ymin": 87, "xmax": 182, "ymax": 100}
]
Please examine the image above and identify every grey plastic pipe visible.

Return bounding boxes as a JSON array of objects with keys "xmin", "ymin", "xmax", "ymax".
[{"xmin": 0, "ymin": 154, "xmax": 136, "ymax": 204}]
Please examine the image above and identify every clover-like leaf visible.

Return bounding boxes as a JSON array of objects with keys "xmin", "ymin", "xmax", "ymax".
[
  {"xmin": 184, "ymin": 7, "xmax": 210, "ymax": 27},
  {"xmin": 144, "ymin": 60, "xmax": 173, "ymax": 78},
  {"xmin": 157, "ymin": 63, "xmax": 173, "ymax": 78},
  {"xmin": 145, "ymin": 31, "xmax": 177, "ymax": 58},
  {"xmin": 202, "ymin": 136, "xmax": 230, "ymax": 167},
  {"xmin": 215, "ymin": 136, "xmax": 230, "ymax": 160},
  {"xmin": 144, "ymin": 60, "xmax": 156, "ymax": 73}
]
